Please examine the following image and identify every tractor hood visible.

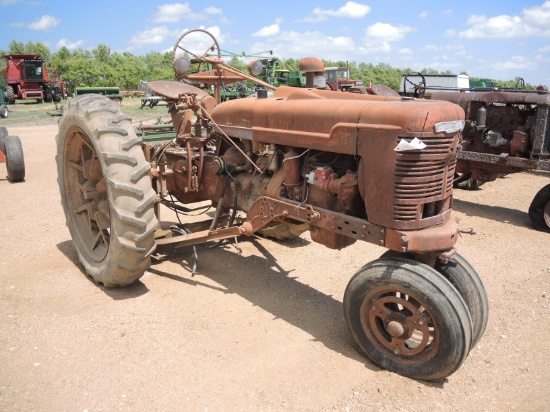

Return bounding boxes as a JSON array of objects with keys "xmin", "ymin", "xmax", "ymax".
[{"xmin": 211, "ymin": 86, "xmax": 465, "ymax": 155}]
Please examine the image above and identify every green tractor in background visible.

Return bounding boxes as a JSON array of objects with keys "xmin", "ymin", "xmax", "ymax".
[{"xmin": 256, "ymin": 57, "xmax": 306, "ymax": 88}]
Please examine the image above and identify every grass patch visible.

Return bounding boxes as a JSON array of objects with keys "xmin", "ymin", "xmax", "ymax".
[{"xmin": 0, "ymin": 96, "xmax": 173, "ymax": 129}]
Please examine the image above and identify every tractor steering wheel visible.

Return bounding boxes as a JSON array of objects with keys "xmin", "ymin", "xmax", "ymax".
[
  {"xmin": 172, "ymin": 28, "xmax": 221, "ymax": 73},
  {"xmin": 404, "ymin": 72, "xmax": 427, "ymax": 98}
]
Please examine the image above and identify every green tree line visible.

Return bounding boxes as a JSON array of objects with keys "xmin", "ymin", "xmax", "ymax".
[{"xmin": 0, "ymin": 40, "xmax": 533, "ymax": 93}]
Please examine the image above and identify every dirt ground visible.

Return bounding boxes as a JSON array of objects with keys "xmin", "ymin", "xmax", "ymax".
[{"xmin": 1, "ymin": 115, "xmax": 549, "ymax": 411}]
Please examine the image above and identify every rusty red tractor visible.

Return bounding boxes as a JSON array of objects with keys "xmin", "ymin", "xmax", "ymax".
[
  {"xmin": 2, "ymin": 54, "xmax": 67, "ymax": 104},
  {"xmin": 431, "ymin": 90, "xmax": 550, "ymax": 232},
  {"xmin": 324, "ymin": 65, "xmax": 363, "ymax": 92},
  {"xmin": 56, "ymin": 29, "xmax": 488, "ymax": 381}
]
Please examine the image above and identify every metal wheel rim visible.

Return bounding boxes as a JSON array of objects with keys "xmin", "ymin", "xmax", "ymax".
[
  {"xmin": 360, "ymin": 286, "xmax": 439, "ymax": 361},
  {"xmin": 63, "ymin": 127, "xmax": 111, "ymax": 262}
]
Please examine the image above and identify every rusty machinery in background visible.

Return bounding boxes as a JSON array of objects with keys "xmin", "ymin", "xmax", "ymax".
[
  {"xmin": 431, "ymin": 90, "xmax": 550, "ymax": 232},
  {"xmin": 56, "ymin": 29, "xmax": 488, "ymax": 381}
]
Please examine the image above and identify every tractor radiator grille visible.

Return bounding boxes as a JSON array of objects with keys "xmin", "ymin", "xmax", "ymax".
[{"xmin": 394, "ymin": 136, "xmax": 456, "ymax": 221}]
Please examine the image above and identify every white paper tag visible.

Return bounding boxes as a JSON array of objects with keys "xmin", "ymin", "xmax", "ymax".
[{"xmin": 394, "ymin": 137, "xmax": 427, "ymax": 152}]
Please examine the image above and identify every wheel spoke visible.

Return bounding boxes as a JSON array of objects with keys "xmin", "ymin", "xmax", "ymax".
[
  {"xmin": 177, "ymin": 45, "xmax": 199, "ymax": 59},
  {"xmin": 66, "ymin": 160, "xmax": 84, "ymax": 172},
  {"xmin": 91, "ymin": 230, "xmax": 105, "ymax": 251},
  {"xmin": 365, "ymin": 291, "xmax": 437, "ymax": 356},
  {"xmin": 202, "ymin": 42, "xmax": 216, "ymax": 57}
]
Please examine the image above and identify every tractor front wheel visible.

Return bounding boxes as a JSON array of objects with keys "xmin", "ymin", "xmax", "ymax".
[
  {"xmin": 344, "ymin": 258, "xmax": 472, "ymax": 381},
  {"xmin": 380, "ymin": 251, "xmax": 488, "ymax": 348},
  {"xmin": 56, "ymin": 95, "xmax": 158, "ymax": 286}
]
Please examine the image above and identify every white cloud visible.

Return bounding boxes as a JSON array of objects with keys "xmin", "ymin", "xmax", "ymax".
[
  {"xmin": 0, "ymin": 0, "xmax": 22, "ymax": 5},
  {"xmin": 492, "ymin": 55, "xmax": 535, "ymax": 71},
  {"xmin": 459, "ymin": 15, "xmax": 534, "ymax": 39},
  {"xmin": 539, "ymin": 44, "xmax": 550, "ymax": 53},
  {"xmin": 249, "ymin": 30, "xmax": 355, "ymax": 61},
  {"xmin": 153, "ymin": 3, "xmax": 191, "ymax": 22},
  {"xmin": 455, "ymin": 2, "xmax": 550, "ymax": 39},
  {"xmin": 204, "ymin": 6, "xmax": 222, "ymax": 15},
  {"xmin": 523, "ymin": 1, "xmax": 550, "ymax": 26},
  {"xmin": 28, "ymin": 15, "xmax": 60, "ymax": 31},
  {"xmin": 252, "ymin": 18, "xmax": 283, "ymax": 37},
  {"xmin": 153, "ymin": 3, "xmax": 224, "ymax": 23},
  {"xmin": 253, "ymin": 24, "xmax": 280, "ymax": 37},
  {"xmin": 362, "ymin": 22, "xmax": 416, "ymax": 53},
  {"xmin": 56, "ymin": 39, "xmax": 84, "ymax": 49},
  {"xmin": 419, "ymin": 11, "xmax": 428, "ymax": 19},
  {"xmin": 366, "ymin": 22, "xmax": 415, "ymax": 42},
  {"xmin": 302, "ymin": 1, "xmax": 370, "ymax": 22},
  {"xmin": 131, "ymin": 26, "xmax": 172, "ymax": 45}
]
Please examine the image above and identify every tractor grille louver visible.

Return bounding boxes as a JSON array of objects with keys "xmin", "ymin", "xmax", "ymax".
[{"xmin": 394, "ymin": 136, "xmax": 456, "ymax": 221}]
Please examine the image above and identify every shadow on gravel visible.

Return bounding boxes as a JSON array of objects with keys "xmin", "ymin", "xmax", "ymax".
[
  {"xmin": 151, "ymin": 236, "xmax": 379, "ymax": 373},
  {"xmin": 56, "ymin": 239, "xmax": 149, "ymax": 299},
  {"xmin": 453, "ymin": 198, "xmax": 532, "ymax": 229}
]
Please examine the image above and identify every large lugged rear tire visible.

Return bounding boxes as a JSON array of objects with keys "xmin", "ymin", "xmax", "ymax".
[
  {"xmin": 5, "ymin": 86, "xmax": 15, "ymax": 104},
  {"xmin": 56, "ymin": 95, "xmax": 158, "ymax": 287},
  {"xmin": 528, "ymin": 184, "xmax": 550, "ymax": 233},
  {"xmin": 4, "ymin": 135, "xmax": 25, "ymax": 182},
  {"xmin": 344, "ymin": 258, "xmax": 472, "ymax": 381}
]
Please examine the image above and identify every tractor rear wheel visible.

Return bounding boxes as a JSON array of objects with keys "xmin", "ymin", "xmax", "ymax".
[
  {"xmin": 5, "ymin": 86, "xmax": 15, "ymax": 104},
  {"xmin": 528, "ymin": 184, "xmax": 550, "ymax": 232},
  {"xmin": 4, "ymin": 135, "xmax": 25, "ymax": 182},
  {"xmin": 53, "ymin": 88, "xmax": 62, "ymax": 103},
  {"xmin": 57, "ymin": 95, "xmax": 158, "ymax": 287},
  {"xmin": 44, "ymin": 86, "xmax": 53, "ymax": 103},
  {"xmin": 344, "ymin": 258, "xmax": 471, "ymax": 381}
]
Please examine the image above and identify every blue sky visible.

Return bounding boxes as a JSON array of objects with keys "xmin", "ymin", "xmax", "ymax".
[{"xmin": 1, "ymin": 1, "xmax": 549, "ymax": 85}]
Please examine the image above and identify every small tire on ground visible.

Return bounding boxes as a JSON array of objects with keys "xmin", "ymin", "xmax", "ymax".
[
  {"xmin": 0, "ymin": 105, "xmax": 8, "ymax": 119},
  {"xmin": 0, "ymin": 126, "xmax": 8, "ymax": 152},
  {"xmin": 528, "ymin": 183, "xmax": 550, "ymax": 232},
  {"xmin": 57, "ymin": 94, "xmax": 158, "ymax": 287},
  {"xmin": 344, "ymin": 257, "xmax": 471, "ymax": 381},
  {"xmin": 4, "ymin": 135, "xmax": 25, "ymax": 182}
]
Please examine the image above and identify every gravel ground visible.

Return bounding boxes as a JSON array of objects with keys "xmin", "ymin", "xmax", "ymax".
[{"xmin": 0, "ymin": 116, "xmax": 549, "ymax": 411}]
